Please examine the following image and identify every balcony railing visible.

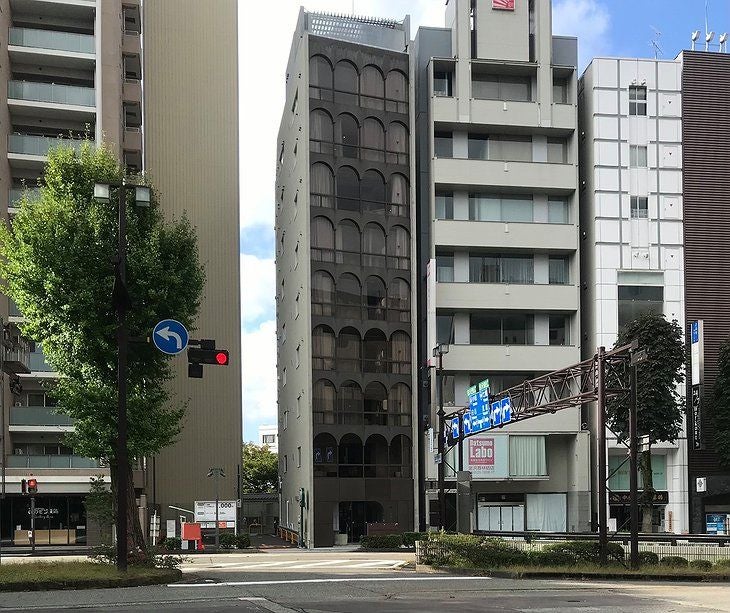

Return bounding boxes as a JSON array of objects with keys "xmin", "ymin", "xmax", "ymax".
[
  {"xmin": 8, "ymin": 134, "xmax": 88, "ymax": 157},
  {"xmin": 8, "ymin": 81, "xmax": 95, "ymax": 107},
  {"xmin": 7, "ymin": 455, "xmax": 100, "ymax": 469},
  {"xmin": 29, "ymin": 350, "xmax": 54, "ymax": 372},
  {"xmin": 10, "ymin": 406, "xmax": 73, "ymax": 427},
  {"xmin": 9, "ymin": 27, "xmax": 95, "ymax": 54}
]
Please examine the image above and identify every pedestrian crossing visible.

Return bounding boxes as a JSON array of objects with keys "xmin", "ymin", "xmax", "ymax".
[{"xmin": 182, "ymin": 557, "xmax": 409, "ymax": 573}]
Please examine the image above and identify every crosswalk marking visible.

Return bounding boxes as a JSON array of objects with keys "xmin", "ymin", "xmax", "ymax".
[{"xmin": 182, "ymin": 558, "xmax": 408, "ymax": 572}]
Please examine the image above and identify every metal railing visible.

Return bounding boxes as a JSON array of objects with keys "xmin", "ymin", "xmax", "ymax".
[
  {"xmin": 312, "ymin": 301, "xmax": 410, "ymax": 323},
  {"xmin": 313, "ymin": 409, "xmax": 412, "ymax": 427},
  {"xmin": 8, "ymin": 134, "xmax": 88, "ymax": 157},
  {"xmin": 10, "ymin": 406, "xmax": 73, "ymax": 426},
  {"xmin": 7, "ymin": 454, "xmax": 100, "ymax": 469},
  {"xmin": 312, "ymin": 355, "xmax": 411, "ymax": 375},
  {"xmin": 310, "ymin": 139, "xmax": 408, "ymax": 165},
  {"xmin": 309, "ymin": 85, "xmax": 408, "ymax": 114},
  {"xmin": 311, "ymin": 248, "xmax": 410, "ymax": 271},
  {"xmin": 9, "ymin": 27, "xmax": 95, "ymax": 54},
  {"xmin": 310, "ymin": 192, "xmax": 409, "ymax": 218},
  {"xmin": 8, "ymin": 80, "xmax": 95, "ymax": 106},
  {"xmin": 29, "ymin": 350, "xmax": 54, "ymax": 372}
]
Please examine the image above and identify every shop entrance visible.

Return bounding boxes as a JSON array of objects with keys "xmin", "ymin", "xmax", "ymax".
[
  {"xmin": 477, "ymin": 503, "xmax": 525, "ymax": 532},
  {"xmin": 0, "ymin": 495, "xmax": 87, "ymax": 545},
  {"xmin": 338, "ymin": 501, "xmax": 383, "ymax": 543}
]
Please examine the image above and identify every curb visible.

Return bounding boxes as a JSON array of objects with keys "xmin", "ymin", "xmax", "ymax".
[{"xmin": 0, "ymin": 568, "xmax": 182, "ymax": 592}]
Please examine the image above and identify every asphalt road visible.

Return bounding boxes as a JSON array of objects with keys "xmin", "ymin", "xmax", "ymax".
[{"xmin": 1, "ymin": 550, "xmax": 730, "ymax": 612}]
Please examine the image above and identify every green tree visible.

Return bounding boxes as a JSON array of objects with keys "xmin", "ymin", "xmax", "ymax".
[
  {"xmin": 709, "ymin": 339, "xmax": 730, "ymax": 468},
  {"xmin": 242, "ymin": 443, "xmax": 279, "ymax": 493},
  {"xmin": 84, "ymin": 475, "xmax": 115, "ymax": 544},
  {"xmin": 0, "ymin": 143, "xmax": 204, "ymax": 553},
  {"xmin": 607, "ymin": 312, "xmax": 684, "ymax": 532}
]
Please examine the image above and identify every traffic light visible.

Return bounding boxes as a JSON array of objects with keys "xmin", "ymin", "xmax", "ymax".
[
  {"xmin": 27, "ymin": 478, "xmax": 38, "ymax": 494},
  {"xmin": 187, "ymin": 339, "xmax": 229, "ymax": 378}
]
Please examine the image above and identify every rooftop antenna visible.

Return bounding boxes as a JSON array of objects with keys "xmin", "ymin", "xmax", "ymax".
[
  {"xmin": 705, "ymin": 0, "xmax": 715, "ymax": 51},
  {"xmin": 691, "ymin": 30, "xmax": 700, "ymax": 51},
  {"xmin": 649, "ymin": 26, "xmax": 663, "ymax": 59},
  {"xmin": 720, "ymin": 33, "xmax": 728, "ymax": 53}
]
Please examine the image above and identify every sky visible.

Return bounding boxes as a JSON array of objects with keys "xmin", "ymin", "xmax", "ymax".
[{"xmin": 239, "ymin": 0, "xmax": 729, "ymax": 442}]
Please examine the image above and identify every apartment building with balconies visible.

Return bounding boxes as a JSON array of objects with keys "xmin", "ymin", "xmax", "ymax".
[{"xmin": 414, "ymin": 0, "xmax": 588, "ymax": 533}]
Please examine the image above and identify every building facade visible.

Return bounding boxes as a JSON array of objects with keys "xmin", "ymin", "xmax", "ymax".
[
  {"xmin": 415, "ymin": 0, "xmax": 589, "ymax": 533},
  {"xmin": 579, "ymin": 56, "xmax": 689, "ymax": 533},
  {"xmin": 276, "ymin": 10, "xmax": 418, "ymax": 547},
  {"xmin": 258, "ymin": 425, "xmax": 279, "ymax": 453}
]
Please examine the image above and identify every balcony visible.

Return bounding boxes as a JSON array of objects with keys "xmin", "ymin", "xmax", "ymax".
[
  {"xmin": 6, "ymin": 454, "xmax": 100, "ymax": 469},
  {"xmin": 8, "ymin": 27, "xmax": 95, "ymax": 68},
  {"xmin": 9, "ymin": 186, "xmax": 40, "ymax": 214},
  {"xmin": 443, "ymin": 343, "xmax": 579, "ymax": 374},
  {"xmin": 9, "ymin": 406, "xmax": 74, "ymax": 431},
  {"xmin": 433, "ymin": 219, "xmax": 578, "ymax": 251},
  {"xmin": 3, "ymin": 326, "xmax": 31, "ymax": 374},
  {"xmin": 8, "ymin": 134, "xmax": 89, "ymax": 170},
  {"xmin": 433, "ymin": 157, "xmax": 576, "ymax": 192},
  {"xmin": 436, "ymin": 282, "xmax": 578, "ymax": 312},
  {"xmin": 8, "ymin": 81, "xmax": 95, "ymax": 120},
  {"xmin": 29, "ymin": 348, "xmax": 55, "ymax": 374}
]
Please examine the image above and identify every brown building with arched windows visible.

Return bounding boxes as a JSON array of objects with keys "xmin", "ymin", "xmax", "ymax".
[{"xmin": 275, "ymin": 10, "xmax": 417, "ymax": 547}]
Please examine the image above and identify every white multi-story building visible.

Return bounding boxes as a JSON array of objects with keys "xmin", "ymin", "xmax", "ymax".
[
  {"xmin": 579, "ymin": 56, "xmax": 688, "ymax": 533},
  {"xmin": 258, "ymin": 425, "xmax": 279, "ymax": 454}
]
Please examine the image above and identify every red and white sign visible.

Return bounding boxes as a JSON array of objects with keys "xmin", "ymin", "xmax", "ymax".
[
  {"xmin": 492, "ymin": 0, "xmax": 515, "ymax": 10},
  {"xmin": 469, "ymin": 438, "xmax": 495, "ymax": 466}
]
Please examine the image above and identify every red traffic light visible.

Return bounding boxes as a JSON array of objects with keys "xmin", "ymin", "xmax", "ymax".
[
  {"xmin": 27, "ymin": 478, "xmax": 38, "ymax": 494},
  {"xmin": 215, "ymin": 351, "xmax": 228, "ymax": 365}
]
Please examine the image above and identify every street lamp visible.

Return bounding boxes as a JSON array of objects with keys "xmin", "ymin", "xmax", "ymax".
[
  {"xmin": 432, "ymin": 343, "xmax": 449, "ymax": 530},
  {"xmin": 94, "ymin": 179, "xmax": 151, "ymax": 572}
]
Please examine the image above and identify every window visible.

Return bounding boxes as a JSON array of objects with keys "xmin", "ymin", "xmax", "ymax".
[
  {"xmin": 434, "ymin": 70, "xmax": 453, "ymax": 96},
  {"xmin": 312, "ymin": 325, "xmax": 335, "ymax": 370},
  {"xmin": 488, "ymin": 135, "xmax": 532, "ymax": 162},
  {"xmin": 263, "ymin": 434, "xmax": 276, "ymax": 444},
  {"xmin": 336, "ymin": 273, "xmax": 361, "ymax": 319},
  {"xmin": 503, "ymin": 314, "xmax": 534, "ymax": 345},
  {"xmin": 291, "ymin": 89, "xmax": 298, "ymax": 115},
  {"xmin": 310, "ymin": 55, "xmax": 334, "ymax": 100},
  {"xmin": 362, "ymin": 223, "xmax": 386, "ymax": 267},
  {"xmin": 468, "ymin": 314, "xmax": 535, "ymax": 345},
  {"xmin": 472, "ymin": 74, "xmax": 531, "ymax": 101},
  {"xmin": 281, "ymin": 323, "xmax": 286, "ymax": 344},
  {"xmin": 548, "ymin": 256, "xmax": 569, "ymax": 285},
  {"xmin": 297, "ymin": 446, "xmax": 302, "ymax": 468},
  {"xmin": 436, "ymin": 254, "xmax": 454, "ymax": 282},
  {"xmin": 469, "ymin": 314, "xmax": 501, "ymax": 344},
  {"xmin": 547, "ymin": 138, "xmax": 567, "ymax": 163},
  {"xmin": 469, "ymin": 254, "xmax": 534, "ymax": 284},
  {"xmin": 510, "ymin": 436, "xmax": 547, "ymax": 477},
  {"xmin": 468, "ymin": 135, "xmax": 489, "ymax": 160},
  {"xmin": 334, "ymin": 60, "xmax": 358, "ymax": 105},
  {"xmin": 361, "ymin": 118, "xmax": 385, "ymax": 163},
  {"xmin": 313, "ymin": 380, "xmax": 336, "ymax": 424},
  {"xmin": 309, "ymin": 109, "xmax": 333, "ymax": 153},
  {"xmin": 437, "ymin": 314, "xmax": 455, "ymax": 344},
  {"xmin": 282, "ymin": 367, "xmax": 287, "ymax": 387},
  {"xmin": 553, "ymin": 77, "xmax": 568, "ymax": 103},
  {"xmin": 365, "ymin": 276, "xmax": 386, "ymax": 320},
  {"xmin": 387, "ymin": 277, "xmax": 410, "ymax": 323},
  {"xmin": 360, "ymin": 65, "xmax": 385, "ymax": 110},
  {"xmin": 311, "ymin": 216, "xmax": 335, "ymax": 261},
  {"xmin": 361, "ymin": 170, "xmax": 386, "ymax": 214},
  {"xmin": 336, "ymin": 113, "xmax": 359, "ymax": 158},
  {"xmin": 387, "ymin": 225, "xmax": 410, "ymax": 270},
  {"xmin": 548, "ymin": 198, "xmax": 569, "ymax": 224},
  {"xmin": 629, "ymin": 86, "xmax": 647, "ymax": 116},
  {"xmin": 434, "ymin": 132, "xmax": 453, "ymax": 157},
  {"xmin": 390, "ymin": 331, "xmax": 411, "ymax": 375},
  {"xmin": 469, "ymin": 194, "xmax": 533, "ymax": 223},
  {"xmin": 630, "ymin": 196, "xmax": 648, "ymax": 219},
  {"xmin": 387, "ymin": 122, "xmax": 408, "ymax": 164},
  {"xmin": 549, "ymin": 315, "xmax": 569, "ymax": 346},
  {"xmin": 295, "ymin": 344, "xmax": 301, "ymax": 368},
  {"xmin": 337, "ymin": 328, "xmax": 361, "ymax": 372},
  {"xmin": 618, "ymin": 286, "xmax": 663, "ymax": 330},
  {"xmin": 630, "ymin": 145, "xmax": 648, "ymax": 168},
  {"xmin": 389, "ymin": 173, "xmax": 409, "ymax": 217},
  {"xmin": 385, "ymin": 70, "xmax": 408, "ymax": 112},
  {"xmin": 435, "ymin": 192, "xmax": 454, "ymax": 219}
]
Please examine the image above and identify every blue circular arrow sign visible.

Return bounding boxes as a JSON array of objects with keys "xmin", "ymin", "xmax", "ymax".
[{"xmin": 152, "ymin": 319, "xmax": 189, "ymax": 355}]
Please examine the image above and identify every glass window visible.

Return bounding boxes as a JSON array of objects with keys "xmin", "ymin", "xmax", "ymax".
[
  {"xmin": 618, "ymin": 285, "xmax": 663, "ymax": 330},
  {"xmin": 336, "ymin": 221, "xmax": 360, "ymax": 265},
  {"xmin": 469, "ymin": 194, "xmax": 500, "ymax": 221},
  {"xmin": 390, "ymin": 331, "xmax": 411, "ymax": 375},
  {"xmin": 434, "ymin": 132, "xmax": 453, "ymax": 157},
  {"xmin": 337, "ymin": 328, "xmax": 361, "ymax": 372},
  {"xmin": 311, "ymin": 217, "xmax": 334, "ymax": 262},
  {"xmin": 548, "ymin": 256, "xmax": 569, "ymax": 284},
  {"xmin": 549, "ymin": 315, "xmax": 568, "ymax": 346},
  {"xmin": 362, "ymin": 223, "xmax": 386, "ymax": 268},
  {"xmin": 489, "ymin": 135, "xmax": 532, "ymax": 162},
  {"xmin": 310, "ymin": 163, "xmax": 334, "ymax": 209},
  {"xmin": 336, "ymin": 273, "xmax": 361, "ymax": 319},
  {"xmin": 385, "ymin": 70, "xmax": 408, "ymax": 112},
  {"xmin": 360, "ymin": 65, "xmax": 384, "ymax": 110},
  {"xmin": 435, "ymin": 192, "xmax": 454, "ymax": 219},
  {"xmin": 502, "ymin": 196, "xmax": 533, "ymax": 222},
  {"xmin": 365, "ymin": 276, "xmax": 386, "ymax": 321},
  {"xmin": 334, "ymin": 60, "xmax": 358, "ymax": 105},
  {"xmin": 389, "ymin": 173, "xmax": 409, "ymax": 217},
  {"xmin": 630, "ymin": 196, "xmax": 648, "ymax": 219},
  {"xmin": 629, "ymin": 85, "xmax": 647, "ymax": 116},
  {"xmin": 548, "ymin": 198, "xmax": 569, "ymax": 224},
  {"xmin": 472, "ymin": 74, "xmax": 531, "ymax": 101},
  {"xmin": 501, "ymin": 255, "xmax": 534, "ymax": 284},
  {"xmin": 361, "ymin": 118, "xmax": 385, "ymax": 162},
  {"xmin": 510, "ymin": 436, "xmax": 547, "ymax": 477},
  {"xmin": 312, "ymin": 271, "xmax": 335, "ymax": 316},
  {"xmin": 309, "ymin": 109, "xmax": 333, "ymax": 153},
  {"xmin": 468, "ymin": 135, "xmax": 489, "ymax": 160},
  {"xmin": 312, "ymin": 326, "xmax": 335, "ymax": 370},
  {"xmin": 361, "ymin": 170, "xmax": 386, "ymax": 215},
  {"xmin": 387, "ymin": 277, "xmax": 410, "ymax": 323},
  {"xmin": 503, "ymin": 314, "xmax": 534, "ymax": 345},
  {"xmin": 336, "ymin": 167, "xmax": 359, "ymax": 212},
  {"xmin": 472, "ymin": 74, "xmax": 499, "ymax": 99},
  {"xmin": 310, "ymin": 56, "xmax": 333, "ymax": 91},
  {"xmin": 469, "ymin": 255, "xmax": 499, "ymax": 283},
  {"xmin": 313, "ymin": 380, "xmax": 336, "ymax": 424},
  {"xmin": 336, "ymin": 114, "xmax": 359, "ymax": 158},
  {"xmin": 436, "ymin": 314, "xmax": 455, "ymax": 344},
  {"xmin": 470, "ymin": 313, "xmax": 501, "ymax": 344},
  {"xmin": 387, "ymin": 122, "xmax": 408, "ymax": 163},
  {"xmin": 547, "ymin": 138, "xmax": 567, "ymax": 163},
  {"xmin": 553, "ymin": 77, "xmax": 568, "ymax": 103},
  {"xmin": 387, "ymin": 225, "xmax": 410, "ymax": 270},
  {"xmin": 433, "ymin": 70, "xmax": 453, "ymax": 96},
  {"xmin": 630, "ymin": 145, "xmax": 648, "ymax": 167},
  {"xmin": 436, "ymin": 254, "xmax": 454, "ymax": 282}
]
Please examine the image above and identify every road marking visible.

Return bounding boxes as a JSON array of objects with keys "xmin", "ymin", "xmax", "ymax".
[
  {"xmin": 285, "ymin": 559, "xmax": 356, "ymax": 569},
  {"xmin": 344, "ymin": 560, "xmax": 407, "ymax": 569},
  {"xmin": 239, "ymin": 597, "xmax": 299, "ymax": 613},
  {"xmin": 170, "ymin": 576, "xmax": 492, "ymax": 588}
]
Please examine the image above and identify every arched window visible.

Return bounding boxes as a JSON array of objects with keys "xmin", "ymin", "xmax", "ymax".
[
  {"xmin": 312, "ymin": 270, "xmax": 335, "ymax": 316},
  {"xmin": 334, "ymin": 60, "xmax": 358, "ymax": 105},
  {"xmin": 364, "ymin": 275, "xmax": 386, "ymax": 321},
  {"xmin": 389, "ymin": 173, "xmax": 409, "ymax": 217},
  {"xmin": 389, "ymin": 434, "xmax": 412, "ymax": 478},
  {"xmin": 385, "ymin": 70, "xmax": 408, "ymax": 112},
  {"xmin": 338, "ymin": 434, "xmax": 363, "ymax": 478},
  {"xmin": 309, "ymin": 109, "xmax": 334, "ymax": 154},
  {"xmin": 361, "ymin": 170, "xmax": 386, "ymax": 216},
  {"xmin": 390, "ymin": 330, "xmax": 411, "ymax": 375},
  {"xmin": 338, "ymin": 381, "xmax": 363, "ymax": 425},
  {"xmin": 309, "ymin": 55, "xmax": 333, "ymax": 100},
  {"xmin": 388, "ymin": 384, "xmax": 412, "ymax": 427},
  {"xmin": 336, "ymin": 219, "xmax": 360, "ymax": 266},
  {"xmin": 364, "ymin": 382, "xmax": 388, "ymax": 426},
  {"xmin": 362, "ymin": 223, "xmax": 386, "ymax": 268},
  {"xmin": 310, "ymin": 163, "xmax": 334, "ymax": 209},
  {"xmin": 361, "ymin": 117, "xmax": 385, "ymax": 163},
  {"xmin": 313, "ymin": 432, "xmax": 337, "ymax": 477},
  {"xmin": 311, "ymin": 216, "xmax": 334, "ymax": 262},
  {"xmin": 312, "ymin": 325, "xmax": 335, "ymax": 370},
  {"xmin": 387, "ymin": 277, "xmax": 410, "ymax": 323},
  {"xmin": 336, "ymin": 326, "xmax": 361, "ymax": 372},
  {"xmin": 313, "ymin": 379, "xmax": 336, "ymax": 425},
  {"xmin": 336, "ymin": 166, "xmax": 360, "ymax": 212},
  {"xmin": 386, "ymin": 122, "xmax": 409, "ymax": 164},
  {"xmin": 363, "ymin": 329, "xmax": 388, "ymax": 374},
  {"xmin": 387, "ymin": 225, "xmax": 410, "ymax": 270},
  {"xmin": 336, "ymin": 113, "xmax": 359, "ymax": 159},
  {"xmin": 336, "ymin": 273, "xmax": 361, "ymax": 319},
  {"xmin": 360, "ymin": 65, "xmax": 385, "ymax": 110},
  {"xmin": 364, "ymin": 434, "xmax": 389, "ymax": 477}
]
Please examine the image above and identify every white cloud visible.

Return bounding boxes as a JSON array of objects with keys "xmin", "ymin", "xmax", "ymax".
[
  {"xmin": 242, "ymin": 319, "xmax": 278, "ymax": 439},
  {"xmin": 552, "ymin": 0, "xmax": 611, "ymax": 71},
  {"xmin": 241, "ymin": 253, "xmax": 275, "ymax": 324}
]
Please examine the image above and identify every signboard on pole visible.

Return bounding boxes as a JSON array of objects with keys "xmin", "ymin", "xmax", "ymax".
[
  {"xmin": 690, "ymin": 321, "xmax": 704, "ymax": 450},
  {"xmin": 194, "ymin": 500, "xmax": 237, "ymax": 524},
  {"xmin": 463, "ymin": 434, "xmax": 509, "ymax": 479},
  {"xmin": 706, "ymin": 513, "xmax": 729, "ymax": 536}
]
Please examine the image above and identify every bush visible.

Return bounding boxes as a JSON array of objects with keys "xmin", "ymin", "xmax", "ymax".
[
  {"xmin": 638, "ymin": 551, "xmax": 659, "ymax": 566},
  {"xmin": 424, "ymin": 534, "xmax": 529, "ymax": 568},
  {"xmin": 88, "ymin": 544, "xmax": 184, "ymax": 569},
  {"xmin": 659, "ymin": 556, "xmax": 689, "ymax": 568},
  {"xmin": 163, "ymin": 537, "xmax": 181, "ymax": 551},
  {"xmin": 402, "ymin": 532, "xmax": 427, "ymax": 547},
  {"xmin": 236, "ymin": 534, "xmax": 251, "ymax": 549},
  {"xmin": 361, "ymin": 534, "xmax": 403, "ymax": 549},
  {"xmin": 528, "ymin": 550, "xmax": 575, "ymax": 567},
  {"xmin": 689, "ymin": 559, "xmax": 712, "ymax": 571},
  {"xmin": 715, "ymin": 558, "xmax": 730, "ymax": 569},
  {"xmin": 219, "ymin": 533, "xmax": 238, "ymax": 549},
  {"xmin": 543, "ymin": 541, "xmax": 625, "ymax": 565}
]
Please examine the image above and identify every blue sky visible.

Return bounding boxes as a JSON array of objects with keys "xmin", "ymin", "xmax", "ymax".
[{"xmin": 239, "ymin": 0, "xmax": 729, "ymax": 442}]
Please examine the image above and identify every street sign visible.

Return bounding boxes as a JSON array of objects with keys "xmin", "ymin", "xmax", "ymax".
[
  {"xmin": 153, "ymin": 319, "xmax": 189, "ymax": 355},
  {"xmin": 696, "ymin": 477, "xmax": 707, "ymax": 493},
  {"xmin": 434, "ymin": 453, "xmax": 443, "ymax": 464},
  {"xmin": 639, "ymin": 435, "xmax": 651, "ymax": 452},
  {"xmin": 194, "ymin": 500, "xmax": 237, "ymax": 523}
]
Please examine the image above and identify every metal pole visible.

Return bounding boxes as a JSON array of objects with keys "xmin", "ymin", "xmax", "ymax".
[
  {"xmin": 597, "ymin": 346, "xmax": 608, "ymax": 566},
  {"xmin": 629, "ymin": 360, "xmax": 639, "ymax": 570},
  {"xmin": 30, "ymin": 496, "xmax": 35, "ymax": 554},
  {"xmin": 116, "ymin": 185, "xmax": 129, "ymax": 572},
  {"xmin": 0, "ymin": 315, "xmax": 5, "ymax": 565},
  {"xmin": 215, "ymin": 471, "xmax": 220, "ymax": 550},
  {"xmin": 437, "ymin": 351, "xmax": 445, "ymax": 531}
]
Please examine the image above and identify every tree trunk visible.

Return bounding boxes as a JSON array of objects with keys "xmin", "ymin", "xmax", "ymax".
[
  {"xmin": 640, "ymin": 449, "xmax": 654, "ymax": 533},
  {"xmin": 109, "ymin": 462, "xmax": 147, "ymax": 557}
]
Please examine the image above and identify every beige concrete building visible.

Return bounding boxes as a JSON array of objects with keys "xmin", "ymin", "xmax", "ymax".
[{"xmin": 0, "ymin": 0, "xmax": 240, "ymax": 546}]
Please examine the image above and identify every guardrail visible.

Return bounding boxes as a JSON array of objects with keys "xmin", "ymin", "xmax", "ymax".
[{"xmin": 277, "ymin": 526, "xmax": 299, "ymax": 545}]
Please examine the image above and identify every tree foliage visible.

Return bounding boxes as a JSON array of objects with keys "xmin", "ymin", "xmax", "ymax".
[
  {"xmin": 0, "ymin": 143, "xmax": 205, "ymax": 462},
  {"xmin": 709, "ymin": 340, "xmax": 730, "ymax": 468},
  {"xmin": 84, "ymin": 475, "xmax": 115, "ymax": 542},
  {"xmin": 242, "ymin": 443, "xmax": 278, "ymax": 494}
]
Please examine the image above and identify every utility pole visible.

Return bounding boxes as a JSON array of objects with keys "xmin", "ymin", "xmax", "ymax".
[
  {"xmin": 30, "ymin": 495, "xmax": 35, "ymax": 554},
  {"xmin": 629, "ymin": 347, "xmax": 647, "ymax": 570},
  {"xmin": 208, "ymin": 467, "xmax": 225, "ymax": 550},
  {"xmin": 433, "ymin": 344, "xmax": 449, "ymax": 531},
  {"xmin": 597, "ymin": 346, "xmax": 608, "ymax": 566}
]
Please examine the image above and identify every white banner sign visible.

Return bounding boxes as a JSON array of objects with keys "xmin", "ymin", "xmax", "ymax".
[{"xmin": 194, "ymin": 500, "xmax": 237, "ymax": 523}]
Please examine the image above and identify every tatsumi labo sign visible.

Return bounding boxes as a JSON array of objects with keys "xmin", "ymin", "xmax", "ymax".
[{"xmin": 690, "ymin": 320, "xmax": 704, "ymax": 450}]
